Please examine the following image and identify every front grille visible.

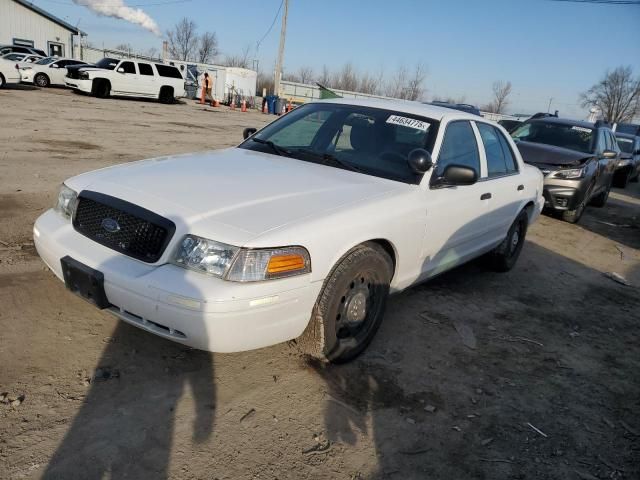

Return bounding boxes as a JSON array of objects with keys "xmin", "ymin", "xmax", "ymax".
[
  {"xmin": 66, "ymin": 70, "xmax": 79, "ymax": 79},
  {"xmin": 73, "ymin": 191, "xmax": 176, "ymax": 263}
]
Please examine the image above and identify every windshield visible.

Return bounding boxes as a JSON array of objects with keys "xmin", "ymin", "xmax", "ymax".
[
  {"xmin": 512, "ymin": 121, "xmax": 594, "ymax": 154},
  {"xmin": 95, "ymin": 57, "xmax": 119, "ymax": 70},
  {"xmin": 35, "ymin": 57, "xmax": 56, "ymax": 65},
  {"xmin": 615, "ymin": 123, "xmax": 639, "ymax": 135},
  {"xmin": 617, "ymin": 137, "xmax": 634, "ymax": 154},
  {"xmin": 2, "ymin": 53, "xmax": 23, "ymax": 60},
  {"xmin": 239, "ymin": 103, "xmax": 438, "ymax": 184}
]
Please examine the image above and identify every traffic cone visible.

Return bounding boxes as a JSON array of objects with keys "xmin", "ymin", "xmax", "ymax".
[
  {"xmin": 241, "ymin": 99, "xmax": 247, "ymax": 112},
  {"xmin": 199, "ymin": 86, "xmax": 205, "ymax": 105},
  {"xmin": 230, "ymin": 97, "xmax": 236, "ymax": 110},
  {"xmin": 213, "ymin": 99, "xmax": 219, "ymax": 107},
  {"xmin": 262, "ymin": 101, "xmax": 267, "ymax": 114},
  {"xmin": 287, "ymin": 100, "xmax": 292, "ymax": 112}
]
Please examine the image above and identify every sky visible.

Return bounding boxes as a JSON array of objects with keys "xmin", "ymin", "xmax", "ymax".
[{"xmin": 31, "ymin": 0, "xmax": 640, "ymax": 118}]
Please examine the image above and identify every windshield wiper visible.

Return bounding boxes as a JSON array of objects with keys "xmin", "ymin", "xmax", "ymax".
[
  {"xmin": 250, "ymin": 137, "xmax": 292, "ymax": 157},
  {"xmin": 295, "ymin": 149, "xmax": 363, "ymax": 173}
]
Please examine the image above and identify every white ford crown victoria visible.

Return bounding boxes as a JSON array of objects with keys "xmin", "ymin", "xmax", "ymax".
[{"xmin": 34, "ymin": 99, "xmax": 544, "ymax": 363}]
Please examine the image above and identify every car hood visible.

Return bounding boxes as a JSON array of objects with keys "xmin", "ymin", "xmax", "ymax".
[
  {"xmin": 515, "ymin": 141, "xmax": 593, "ymax": 166},
  {"xmin": 66, "ymin": 148, "xmax": 405, "ymax": 246}
]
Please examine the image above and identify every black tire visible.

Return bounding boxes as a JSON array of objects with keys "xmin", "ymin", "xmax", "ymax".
[
  {"xmin": 485, "ymin": 209, "xmax": 529, "ymax": 272},
  {"xmin": 34, "ymin": 73, "xmax": 49, "ymax": 88},
  {"xmin": 631, "ymin": 174, "xmax": 639, "ymax": 183},
  {"xmin": 0, "ymin": 74, "xmax": 5, "ymax": 89},
  {"xmin": 91, "ymin": 79, "xmax": 110, "ymax": 99},
  {"xmin": 159, "ymin": 86, "xmax": 174, "ymax": 104},
  {"xmin": 589, "ymin": 182, "xmax": 610, "ymax": 208},
  {"xmin": 297, "ymin": 242, "xmax": 393, "ymax": 363}
]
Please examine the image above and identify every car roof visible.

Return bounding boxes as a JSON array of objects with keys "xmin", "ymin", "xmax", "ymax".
[
  {"xmin": 527, "ymin": 117, "xmax": 600, "ymax": 130},
  {"xmin": 312, "ymin": 97, "xmax": 483, "ymax": 122}
]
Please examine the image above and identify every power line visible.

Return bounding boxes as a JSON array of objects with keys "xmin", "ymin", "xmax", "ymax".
[
  {"xmin": 547, "ymin": 0, "xmax": 640, "ymax": 5},
  {"xmin": 255, "ymin": 0, "xmax": 284, "ymax": 50}
]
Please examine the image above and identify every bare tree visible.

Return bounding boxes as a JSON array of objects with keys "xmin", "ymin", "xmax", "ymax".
[
  {"xmin": 318, "ymin": 65, "xmax": 331, "ymax": 86},
  {"xmin": 297, "ymin": 66, "xmax": 315, "ymax": 84},
  {"xmin": 115, "ymin": 43, "xmax": 132, "ymax": 52},
  {"xmin": 484, "ymin": 81, "xmax": 512, "ymax": 113},
  {"xmin": 385, "ymin": 65, "xmax": 408, "ymax": 99},
  {"xmin": 580, "ymin": 66, "xmax": 640, "ymax": 123},
  {"xmin": 337, "ymin": 62, "xmax": 358, "ymax": 91},
  {"xmin": 166, "ymin": 18, "xmax": 198, "ymax": 61},
  {"xmin": 404, "ymin": 64, "xmax": 427, "ymax": 101},
  {"xmin": 224, "ymin": 45, "xmax": 251, "ymax": 68},
  {"xmin": 197, "ymin": 32, "xmax": 218, "ymax": 64},
  {"xmin": 145, "ymin": 47, "xmax": 159, "ymax": 59}
]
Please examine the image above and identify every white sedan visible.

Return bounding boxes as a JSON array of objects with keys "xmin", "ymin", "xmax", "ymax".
[
  {"xmin": 20, "ymin": 57, "xmax": 87, "ymax": 87},
  {"xmin": 34, "ymin": 99, "xmax": 544, "ymax": 363},
  {"xmin": 0, "ymin": 57, "xmax": 21, "ymax": 88}
]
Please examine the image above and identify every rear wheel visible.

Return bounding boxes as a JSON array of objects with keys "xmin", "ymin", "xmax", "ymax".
[
  {"xmin": 34, "ymin": 73, "xmax": 49, "ymax": 88},
  {"xmin": 612, "ymin": 170, "xmax": 630, "ymax": 189},
  {"xmin": 297, "ymin": 242, "xmax": 393, "ymax": 363},
  {"xmin": 0, "ymin": 74, "xmax": 5, "ymax": 88},
  {"xmin": 485, "ymin": 209, "xmax": 529, "ymax": 272},
  {"xmin": 159, "ymin": 86, "xmax": 174, "ymax": 104}
]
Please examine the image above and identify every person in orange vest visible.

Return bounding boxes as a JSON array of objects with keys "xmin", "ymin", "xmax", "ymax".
[{"xmin": 203, "ymin": 72, "xmax": 213, "ymax": 102}]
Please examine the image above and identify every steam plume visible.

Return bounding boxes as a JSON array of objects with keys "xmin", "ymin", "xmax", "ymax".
[{"xmin": 72, "ymin": 0, "xmax": 161, "ymax": 36}]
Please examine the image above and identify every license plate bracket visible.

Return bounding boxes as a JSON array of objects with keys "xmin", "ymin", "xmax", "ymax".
[{"xmin": 60, "ymin": 256, "xmax": 110, "ymax": 309}]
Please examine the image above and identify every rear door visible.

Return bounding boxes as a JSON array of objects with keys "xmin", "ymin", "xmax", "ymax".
[
  {"xmin": 421, "ymin": 120, "xmax": 494, "ymax": 278},
  {"xmin": 137, "ymin": 62, "xmax": 156, "ymax": 96},
  {"xmin": 475, "ymin": 122, "xmax": 523, "ymax": 243}
]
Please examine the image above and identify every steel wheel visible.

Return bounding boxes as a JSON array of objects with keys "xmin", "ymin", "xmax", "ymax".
[{"xmin": 34, "ymin": 73, "xmax": 49, "ymax": 88}]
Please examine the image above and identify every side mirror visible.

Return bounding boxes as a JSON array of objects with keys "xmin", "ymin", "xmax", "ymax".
[
  {"xmin": 407, "ymin": 148, "xmax": 433, "ymax": 174},
  {"xmin": 243, "ymin": 127, "xmax": 257, "ymax": 140},
  {"xmin": 442, "ymin": 164, "xmax": 478, "ymax": 186},
  {"xmin": 602, "ymin": 150, "xmax": 617, "ymax": 159},
  {"xmin": 117, "ymin": 67, "xmax": 125, "ymax": 73}
]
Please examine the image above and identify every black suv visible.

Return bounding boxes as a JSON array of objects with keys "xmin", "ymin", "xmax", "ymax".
[
  {"xmin": 0, "ymin": 44, "xmax": 46, "ymax": 57},
  {"xmin": 512, "ymin": 118, "xmax": 619, "ymax": 223}
]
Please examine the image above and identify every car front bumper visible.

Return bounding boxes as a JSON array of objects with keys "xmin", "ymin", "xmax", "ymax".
[
  {"xmin": 20, "ymin": 70, "xmax": 34, "ymax": 83},
  {"xmin": 33, "ymin": 209, "xmax": 322, "ymax": 352},
  {"xmin": 65, "ymin": 78, "xmax": 92, "ymax": 92},
  {"xmin": 542, "ymin": 177, "xmax": 588, "ymax": 211}
]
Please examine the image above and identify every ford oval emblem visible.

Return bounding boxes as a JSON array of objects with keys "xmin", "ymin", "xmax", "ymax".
[{"xmin": 101, "ymin": 218, "xmax": 120, "ymax": 233}]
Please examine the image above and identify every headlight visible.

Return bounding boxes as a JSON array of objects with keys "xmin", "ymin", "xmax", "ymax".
[
  {"xmin": 553, "ymin": 167, "xmax": 584, "ymax": 179},
  {"xmin": 54, "ymin": 184, "xmax": 78, "ymax": 219},
  {"xmin": 79, "ymin": 72, "xmax": 89, "ymax": 80},
  {"xmin": 172, "ymin": 234, "xmax": 311, "ymax": 282},
  {"xmin": 172, "ymin": 236, "xmax": 239, "ymax": 277},
  {"xmin": 617, "ymin": 159, "xmax": 631, "ymax": 167}
]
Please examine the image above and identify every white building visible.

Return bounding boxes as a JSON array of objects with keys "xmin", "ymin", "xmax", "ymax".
[{"xmin": 0, "ymin": 0, "xmax": 85, "ymax": 58}]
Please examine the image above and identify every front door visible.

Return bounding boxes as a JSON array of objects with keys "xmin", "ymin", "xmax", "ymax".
[{"xmin": 421, "ymin": 120, "xmax": 492, "ymax": 279}]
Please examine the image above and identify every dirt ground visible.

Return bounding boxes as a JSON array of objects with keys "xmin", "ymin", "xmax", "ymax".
[{"xmin": 1, "ymin": 87, "xmax": 639, "ymax": 480}]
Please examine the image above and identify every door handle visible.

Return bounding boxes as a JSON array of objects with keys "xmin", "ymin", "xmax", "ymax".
[
  {"xmin": 480, "ymin": 193, "xmax": 492, "ymax": 200},
  {"xmin": 517, "ymin": 184, "xmax": 524, "ymax": 191}
]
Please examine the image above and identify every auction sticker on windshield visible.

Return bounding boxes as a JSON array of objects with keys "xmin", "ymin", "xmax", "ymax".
[{"xmin": 386, "ymin": 115, "xmax": 429, "ymax": 132}]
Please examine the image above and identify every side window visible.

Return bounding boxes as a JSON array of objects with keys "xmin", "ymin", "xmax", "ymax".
[
  {"xmin": 477, "ymin": 123, "xmax": 507, "ymax": 177},
  {"xmin": 120, "ymin": 61, "xmax": 136, "ymax": 74},
  {"xmin": 138, "ymin": 63, "xmax": 154, "ymax": 76},
  {"xmin": 597, "ymin": 130, "xmax": 606, "ymax": 153},
  {"xmin": 497, "ymin": 130, "xmax": 518, "ymax": 173},
  {"xmin": 435, "ymin": 121, "xmax": 480, "ymax": 177},
  {"xmin": 155, "ymin": 64, "xmax": 183, "ymax": 79}
]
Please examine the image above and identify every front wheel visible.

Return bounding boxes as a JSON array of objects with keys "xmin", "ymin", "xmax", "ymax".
[
  {"xmin": 34, "ymin": 73, "xmax": 49, "ymax": 88},
  {"xmin": 0, "ymin": 74, "xmax": 5, "ymax": 89},
  {"xmin": 297, "ymin": 242, "xmax": 393, "ymax": 363},
  {"xmin": 485, "ymin": 210, "xmax": 529, "ymax": 272},
  {"xmin": 589, "ymin": 182, "xmax": 610, "ymax": 208}
]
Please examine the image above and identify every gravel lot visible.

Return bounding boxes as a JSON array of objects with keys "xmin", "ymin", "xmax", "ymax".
[{"xmin": 1, "ymin": 87, "xmax": 639, "ymax": 480}]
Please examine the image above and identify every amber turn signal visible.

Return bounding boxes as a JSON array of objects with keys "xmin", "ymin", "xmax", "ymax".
[{"xmin": 267, "ymin": 254, "xmax": 306, "ymax": 274}]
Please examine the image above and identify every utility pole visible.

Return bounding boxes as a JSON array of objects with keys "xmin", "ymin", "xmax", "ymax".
[
  {"xmin": 273, "ymin": 0, "xmax": 289, "ymax": 97},
  {"xmin": 547, "ymin": 97, "xmax": 553, "ymax": 113}
]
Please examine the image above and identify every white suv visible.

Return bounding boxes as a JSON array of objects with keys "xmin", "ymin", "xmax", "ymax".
[{"xmin": 66, "ymin": 57, "xmax": 186, "ymax": 103}]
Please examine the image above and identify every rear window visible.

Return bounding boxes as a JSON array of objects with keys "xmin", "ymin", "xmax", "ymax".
[{"xmin": 155, "ymin": 64, "xmax": 182, "ymax": 79}]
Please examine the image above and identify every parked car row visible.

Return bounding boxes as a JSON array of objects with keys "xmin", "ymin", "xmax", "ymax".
[
  {"xmin": 0, "ymin": 54, "xmax": 186, "ymax": 104},
  {"xmin": 511, "ymin": 117, "xmax": 639, "ymax": 223}
]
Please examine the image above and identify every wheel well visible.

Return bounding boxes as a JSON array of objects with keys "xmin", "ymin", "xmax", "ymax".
[
  {"xmin": 0, "ymin": 73, "xmax": 5, "ymax": 84},
  {"xmin": 160, "ymin": 85, "xmax": 174, "ymax": 95},
  {"xmin": 523, "ymin": 201, "xmax": 535, "ymax": 223},
  {"xmin": 93, "ymin": 78, "xmax": 110, "ymax": 88},
  {"xmin": 368, "ymin": 239, "xmax": 397, "ymax": 277}
]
